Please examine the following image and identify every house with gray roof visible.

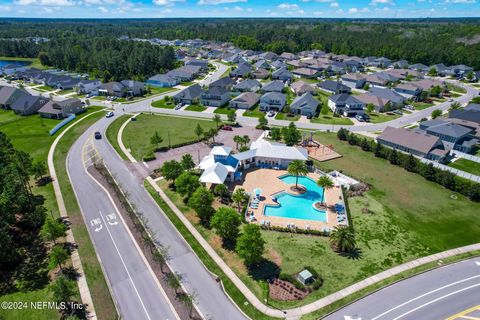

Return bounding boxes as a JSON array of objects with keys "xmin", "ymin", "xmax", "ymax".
[
  {"xmin": 11, "ymin": 94, "xmax": 49, "ymax": 116},
  {"xmin": 271, "ymin": 60, "xmax": 287, "ymax": 70},
  {"xmin": 38, "ymin": 98, "xmax": 84, "ymax": 119},
  {"xmin": 394, "ymin": 83, "xmax": 422, "ymax": 99},
  {"xmin": 229, "ymin": 92, "xmax": 260, "ymax": 109},
  {"xmin": 262, "ymin": 80, "xmax": 285, "ymax": 93},
  {"xmin": 290, "ymin": 80, "xmax": 315, "ymax": 96},
  {"xmin": 75, "ymin": 79, "xmax": 102, "ymax": 94},
  {"xmin": 167, "ymin": 65, "xmax": 202, "ymax": 82},
  {"xmin": 254, "ymin": 60, "xmax": 270, "ymax": 70},
  {"xmin": 200, "ymin": 86, "xmax": 230, "ymax": 107},
  {"xmin": 391, "ymin": 60, "xmax": 409, "ymax": 69},
  {"xmin": 271, "ymin": 67, "xmax": 293, "ymax": 82},
  {"xmin": 341, "ymin": 73, "xmax": 366, "ymax": 89},
  {"xmin": 209, "ymin": 77, "xmax": 236, "ymax": 90},
  {"xmin": 232, "ymin": 79, "xmax": 261, "ymax": 93},
  {"xmin": 292, "ymin": 68, "xmax": 321, "ymax": 79},
  {"xmin": 259, "ymin": 52, "xmax": 278, "ymax": 61},
  {"xmin": 365, "ymin": 74, "xmax": 389, "ymax": 87},
  {"xmin": 252, "ymin": 68, "xmax": 269, "ymax": 79},
  {"xmin": 279, "ymin": 52, "xmax": 298, "ymax": 61},
  {"xmin": 317, "ymin": 80, "xmax": 351, "ymax": 95},
  {"xmin": 420, "ymin": 120, "xmax": 475, "ymax": 153},
  {"xmin": 356, "ymin": 93, "xmax": 392, "ymax": 113},
  {"xmin": 409, "ymin": 63, "xmax": 430, "ymax": 73},
  {"xmin": 290, "ymin": 92, "xmax": 319, "ymax": 116},
  {"xmin": 259, "ymin": 92, "xmax": 286, "ymax": 112},
  {"xmin": 377, "ymin": 126, "xmax": 449, "ymax": 162},
  {"xmin": 230, "ymin": 63, "xmax": 252, "ymax": 78},
  {"xmin": 173, "ymin": 84, "xmax": 203, "ymax": 105},
  {"xmin": 369, "ymin": 87, "xmax": 406, "ymax": 108},
  {"xmin": 147, "ymin": 74, "xmax": 179, "ymax": 88},
  {"xmin": 185, "ymin": 58, "xmax": 209, "ymax": 72},
  {"xmin": 0, "ymin": 86, "xmax": 27, "ymax": 109},
  {"xmin": 328, "ymin": 94, "xmax": 365, "ymax": 116}
]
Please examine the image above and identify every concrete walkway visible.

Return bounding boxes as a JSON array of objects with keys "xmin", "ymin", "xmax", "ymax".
[
  {"xmin": 47, "ymin": 111, "xmax": 105, "ymax": 320},
  {"xmin": 115, "ymin": 115, "xmax": 480, "ymax": 319}
]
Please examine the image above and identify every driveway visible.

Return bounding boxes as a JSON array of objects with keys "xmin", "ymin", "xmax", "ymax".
[{"xmin": 145, "ymin": 125, "xmax": 263, "ymax": 171}]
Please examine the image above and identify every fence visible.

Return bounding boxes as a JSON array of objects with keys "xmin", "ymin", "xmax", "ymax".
[
  {"xmin": 451, "ymin": 150, "xmax": 480, "ymax": 164},
  {"xmin": 49, "ymin": 113, "xmax": 76, "ymax": 136},
  {"xmin": 420, "ymin": 158, "xmax": 480, "ymax": 183}
]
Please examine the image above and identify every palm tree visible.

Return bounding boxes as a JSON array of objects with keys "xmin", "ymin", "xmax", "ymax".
[
  {"xmin": 233, "ymin": 135, "xmax": 243, "ymax": 150},
  {"xmin": 213, "ymin": 114, "xmax": 222, "ymax": 130},
  {"xmin": 317, "ymin": 175, "xmax": 334, "ymax": 205},
  {"xmin": 330, "ymin": 225, "xmax": 356, "ymax": 253},
  {"xmin": 287, "ymin": 160, "xmax": 308, "ymax": 190},
  {"xmin": 232, "ymin": 188, "xmax": 247, "ymax": 213}
]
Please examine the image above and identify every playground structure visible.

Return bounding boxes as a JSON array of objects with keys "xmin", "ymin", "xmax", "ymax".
[{"xmin": 301, "ymin": 132, "xmax": 342, "ymax": 162}]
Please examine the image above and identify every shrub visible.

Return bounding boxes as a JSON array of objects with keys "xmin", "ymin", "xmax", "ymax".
[
  {"xmin": 279, "ymin": 273, "xmax": 305, "ymax": 290},
  {"xmin": 143, "ymin": 151, "xmax": 156, "ymax": 161}
]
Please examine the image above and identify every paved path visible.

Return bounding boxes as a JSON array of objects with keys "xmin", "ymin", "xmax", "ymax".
[
  {"xmin": 67, "ymin": 115, "xmax": 180, "ymax": 320},
  {"xmin": 324, "ymin": 256, "xmax": 480, "ymax": 320},
  {"xmin": 47, "ymin": 111, "xmax": 104, "ymax": 320}
]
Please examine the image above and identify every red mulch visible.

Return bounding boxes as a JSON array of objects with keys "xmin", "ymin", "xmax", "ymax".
[{"xmin": 269, "ymin": 279, "xmax": 308, "ymax": 301}]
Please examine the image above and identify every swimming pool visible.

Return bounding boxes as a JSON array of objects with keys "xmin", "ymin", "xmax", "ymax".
[{"xmin": 263, "ymin": 175, "xmax": 327, "ymax": 222}]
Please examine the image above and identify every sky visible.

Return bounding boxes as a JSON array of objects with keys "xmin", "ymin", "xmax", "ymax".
[{"xmin": 0, "ymin": 0, "xmax": 479, "ymax": 19}]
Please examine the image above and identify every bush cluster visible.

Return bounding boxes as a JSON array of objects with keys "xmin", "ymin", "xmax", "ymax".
[{"xmin": 336, "ymin": 128, "xmax": 480, "ymax": 202}]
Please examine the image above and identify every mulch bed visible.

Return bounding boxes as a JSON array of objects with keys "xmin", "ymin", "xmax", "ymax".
[
  {"xmin": 269, "ymin": 278, "xmax": 308, "ymax": 301},
  {"xmin": 288, "ymin": 185, "xmax": 307, "ymax": 195},
  {"xmin": 88, "ymin": 165, "xmax": 200, "ymax": 320}
]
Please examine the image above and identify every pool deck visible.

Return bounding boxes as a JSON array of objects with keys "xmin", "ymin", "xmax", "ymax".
[{"xmin": 233, "ymin": 168, "xmax": 344, "ymax": 231}]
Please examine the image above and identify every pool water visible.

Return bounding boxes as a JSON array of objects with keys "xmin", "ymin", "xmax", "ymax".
[{"xmin": 263, "ymin": 175, "xmax": 327, "ymax": 222}]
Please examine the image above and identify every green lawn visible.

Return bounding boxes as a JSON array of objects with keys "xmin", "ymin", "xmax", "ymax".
[
  {"xmin": 185, "ymin": 105, "xmax": 207, "ymax": 112},
  {"xmin": 92, "ymin": 96, "xmax": 107, "ymax": 101},
  {"xmin": 447, "ymin": 83, "xmax": 467, "ymax": 94},
  {"xmin": 412, "ymin": 101, "xmax": 434, "ymax": 110},
  {"xmin": 311, "ymin": 109, "xmax": 354, "ymax": 125},
  {"xmin": 180, "ymin": 81, "xmax": 195, "ymax": 86},
  {"xmin": 214, "ymin": 106, "xmax": 236, "ymax": 115},
  {"xmin": 106, "ymin": 115, "xmax": 130, "ymax": 160},
  {"xmin": 275, "ymin": 112, "xmax": 300, "ymax": 121},
  {"xmin": 448, "ymin": 158, "xmax": 480, "ymax": 176},
  {"xmin": 36, "ymin": 85, "xmax": 56, "ymax": 92},
  {"xmin": 57, "ymin": 89, "xmax": 75, "ymax": 95},
  {"xmin": 366, "ymin": 112, "xmax": 401, "ymax": 123},
  {"xmin": 0, "ymin": 288, "xmax": 59, "ymax": 320},
  {"xmin": 243, "ymin": 106, "xmax": 265, "ymax": 118},
  {"xmin": 122, "ymin": 114, "xmax": 217, "ymax": 160},
  {"xmin": 151, "ymin": 98, "xmax": 176, "ymax": 109}
]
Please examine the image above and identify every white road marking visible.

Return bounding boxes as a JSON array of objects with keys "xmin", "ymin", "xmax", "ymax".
[
  {"xmin": 392, "ymin": 283, "xmax": 480, "ymax": 320},
  {"xmin": 98, "ymin": 211, "xmax": 152, "ymax": 320},
  {"xmin": 475, "ymin": 261, "xmax": 480, "ymax": 267},
  {"xmin": 371, "ymin": 274, "xmax": 480, "ymax": 320}
]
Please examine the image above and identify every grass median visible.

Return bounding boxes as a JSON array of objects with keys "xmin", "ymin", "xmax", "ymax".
[{"xmin": 105, "ymin": 115, "xmax": 130, "ymax": 160}]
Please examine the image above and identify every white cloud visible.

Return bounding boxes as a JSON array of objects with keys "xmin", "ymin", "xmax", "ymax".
[
  {"xmin": 15, "ymin": 0, "xmax": 76, "ymax": 6},
  {"xmin": 444, "ymin": 0, "xmax": 476, "ymax": 3},
  {"xmin": 348, "ymin": 7, "xmax": 358, "ymax": 13},
  {"xmin": 197, "ymin": 0, "xmax": 247, "ymax": 5},
  {"xmin": 278, "ymin": 3, "xmax": 299, "ymax": 9},
  {"xmin": 313, "ymin": 10, "xmax": 323, "ymax": 15},
  {"xmin": 330, "ymin": 2, "xmax": 339, "ymax": 7},
  {"xmin": 97, "ymin": 5, "xmax": 108, "ymax": 12},
  {"xmin": 246, "ymin": 7, "xmax": 252, "ymax": 11},
  {"xmin": 153, "ymin": 0, "xmax": 184, "ymax": 6},
  {"xmin": 370, "ymin": 0, "xmax": 394, "ymax": 5},
  {"xmin": 0, "ymin": 5, "xmax": 12, "ymax": 10}
]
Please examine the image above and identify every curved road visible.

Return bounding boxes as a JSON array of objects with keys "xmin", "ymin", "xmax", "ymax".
[{"xmin": 324, "ymin": 257, "xmax": 480, "ymax": 320}]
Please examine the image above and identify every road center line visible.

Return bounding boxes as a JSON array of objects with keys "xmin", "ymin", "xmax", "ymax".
[
  {"xmin": 392, "ymin": 283, "xmax": 480, "ymax": 320},
  {"xmin": 371, "ymin": 274, "xmax": 480, "ymax": 320}
]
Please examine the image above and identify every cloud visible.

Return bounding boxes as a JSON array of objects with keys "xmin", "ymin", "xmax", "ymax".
[
  {"xmin": 444, "ymin": 0, "xmax": 476, "ymax": 3},
  {"xmin": 330, "ymin": 2, "xmax": 339, "ymax": 7},
  {"xmin": 349, "ymin": 7, "xmax": 370, "ymax": 13},
  {"xmin": 0, "ymin": 5, "xmax": 12, "ymax": 10},
  {"xmin": 278, "ymin": 3, "xmax": 299, "ymax": 9},
  {"xmin": 197, "ymin": 0, "xmax": 247, "ymax": 4},
  {"xmin": 369, "ymin": 0, "xmax": 394, "ymax": 5},
  {"xmin": 15, "ymin": 0, "xmax": 76, "ymax": 6},
  {"xmin": 97, "ymin": 5, "xmax": 108, "ymax": 12},
  {"xmin": 153, "ymin": 0, "xmax": 185, "ymax": 6}
]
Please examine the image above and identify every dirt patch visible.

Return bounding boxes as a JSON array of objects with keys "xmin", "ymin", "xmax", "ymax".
[
  {"xmin": 265, "ymin": 248, "xmax": 282, "ymax": 267},
  {"xmin": 88, "ymin": 165, "xmax": 200, "ymax": 320},
  {"xmin": 269, "ymin": 278, "xmax": 308, "ymax": 301},
  {"xmin": 288, "ymin": 185, "xmax": 306, "ymax": 194},
  {"xmin": 456, "ymin": 34, "xmax": 480, "ymax": 45}
]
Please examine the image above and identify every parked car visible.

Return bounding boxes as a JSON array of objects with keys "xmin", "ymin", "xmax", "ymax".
[
  {"xmin": 267, "ymin": 111, "xmax": 276, "ymax": 117},
  {"xmin": 174, "ymin": 104, "xmax": 183, "ymax": 110},
  {"xmin": 222, "ymin": 125, "xmax": 233, "ymax": 131},
  {"xmin": 405, "ymin": 105, "xmax": 415, "ymax": 111},
  {"xmin": 355, "ymin": 114, "xmax": 365, "ymax": 122},
  {"xmin": 306, "ymin": 114, "xmax": 313, "ymax": 119},
  {"xmin": 448, "ymin": 98, "xmax": 454, "ymax": 102},
  {"xmin": 94, "ymin": 132, "xmax": 102, "ymax": 140},
  {"xmin": 106, "ymin": 111, "xmax": 114, "ymax": 118},
  {"xmin": 393, "ymin": 110, "xmax": 403, "ymax": 115}
]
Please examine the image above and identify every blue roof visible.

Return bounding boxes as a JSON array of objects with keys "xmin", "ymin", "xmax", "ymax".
[{"xmin": 215, "ymin": 155, "xmax": 239, "ymax": 168}]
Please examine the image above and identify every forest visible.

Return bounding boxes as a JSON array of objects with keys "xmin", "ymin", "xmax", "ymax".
[{"xmin": 1, "ymin": 18, "xmax": 480, "ymax": 72}]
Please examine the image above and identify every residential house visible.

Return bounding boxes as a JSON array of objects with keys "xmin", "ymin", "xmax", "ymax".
[
  {"xmin": 411, "ymin": 78, "xmax": 446, "ymax": 91},
  {"xmin": 259, "ymin": 52, "xmax": 278, "ymax": 61},
  {"xmin": 11, "ymin": 94, "xmax": 49, "ymax": 116},
  {"xmin": 259, "ymin": 92, "xmax": 286, "ymax": 111},
  {"xmin": 209, "ymin": 77, "xmax": 236, "ymax": 90},
  {"xmin": 369, "ymin": 87, "xmax": 406, "ymax": 108},
  {"xmin": 290, "ymin": 92, "xmax": 319, "ymax": 116},
  {"xmin": 418, "ymin": 119, "xmax": 477, "ymax": 153},
  {"xmin": 121, "ymin": 80, "xmax": 145, "ymax": 97},
  {"xmin": 271, "ymin": 67, "xmax": 293, "ymax": 82},
  {"xmin": 200, "ymin": 87, "xmax": 230, "ymax": 107},
  {"xmin": 409, "ymin": 63, "xmax": 430, "ymax": 73},
  {"xmin": 232, "ymin": 79, "xmax": 261, "ymax": 93},
  {"xmin": 222, "ymin": 53, "xmax": 241, "ymax": 64},
  {"xmin": 373, "ymin": 57, "xmax": 392, "ymax": 68},
  {"xmin": 356, "ymin": 93, "xmax": 392, "ymax": 113},
  {"xmin": 377, "ymin": 126, "xmax": 449, "ymax": 162},
  {"xmin": 447, "ymin": 65, "xmax": 474, "ymax": 78},
  {"xmin": 290, "ymin": 80, "xmax": 315, "ymax": 96},
  {"xmin": 229, "ymin": 92, "xmax": 260, "ymax": 109},
  {"xmin": 394, "ymin": 83, "xmax": 422, "ymax": 100},
  {"xmin": 329, "ymin": 61, "xmax": 348, "ymax": 74},
  {"xmin": 146, "ymin": 74, "xmax": 179, "ymax": 88},
  {"xmin": 391, "ymin": 60, "xmax": 409, "ymax": 69},
  {"xmin": 254, "ymin": 60, "xmax": 270, "ymax": 70},
  {"xmin": 292, "ymin": 68, "xmax": 320, "ymax": 79},
  {"xmin": 271, "ymin": 60, "xmax": 287, "ymax": 70},
  {"xmin": 167, "ymin": 65, "xmax": 202, "ymax": 82},
  {"xmin": 279, "ymin": 52, "xmax": 298, "ymax": 61},
  {"xmin": 341, "ymin": 74, "xmax": 366, "ymax": 89},
  {"xmin": 317, "ymin": 80, "xmax": 351, "ymax": 95},
  {"xmin": 185, "ymin": 59, "xmax": 209, "ymax": 72},
  {"xmin": 287, "ymin": 60, "xmax": 307, "ymax": 68},
  {"xmin": 38, "ymin": 98, "xmax": 84, "ymax": 119},
  {"xmin": 449, "ymin": 108, "xmax": 480, "ymax": 127},
  {"xmin": 0, "ymin": 86, "xmax": 27, "ymax": 109},
  {"xmin": 344, "ymin": 59, "xmax": 364, "ymax": 73},
  {"xmin": 75, "ymin": 80, "xmax": 102, "ymax": 94},
  {"xmin": 252, "ymin": 68, "xmax": 269, "ymax": 80},
  {"xmin": 375, "ymin": 72, "xmax": 400, "ymax": 84},
  {"xmin": 173, "ymin": 84, "xmax": 203, "ymax": 105},
  {"xmin": 230, "ymin": 63, "xmax": 253, "ymax": 78},
  {"xmin": 431, "ymin": 64, "xmax": 447, "ymax": 76},
  {"xmin": 365, "ymin": 74, "xmax": 389, "ymax": 87},
  {"xmin": 328, "ymin": 94, "xmax": 365, "ymax": 116},
  {"xmin": 0, "ymin": 64, "xmax": 27, "ymax": 75},
  {"xmin": 262, "ymin": 80, "xmax": 285, "ymax": 93}
]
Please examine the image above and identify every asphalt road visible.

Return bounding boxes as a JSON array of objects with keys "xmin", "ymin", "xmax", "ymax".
[
  {"xmin": 67, "ymin": 117, "xmax": 179, "ymax": 320},
  {"xmin": 324, "ymin": 258, "xmax": 480, "ymax": 320},
  {"xmin": 93, "ymin": 119, "xmax": 248, "ymax": 320}
]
